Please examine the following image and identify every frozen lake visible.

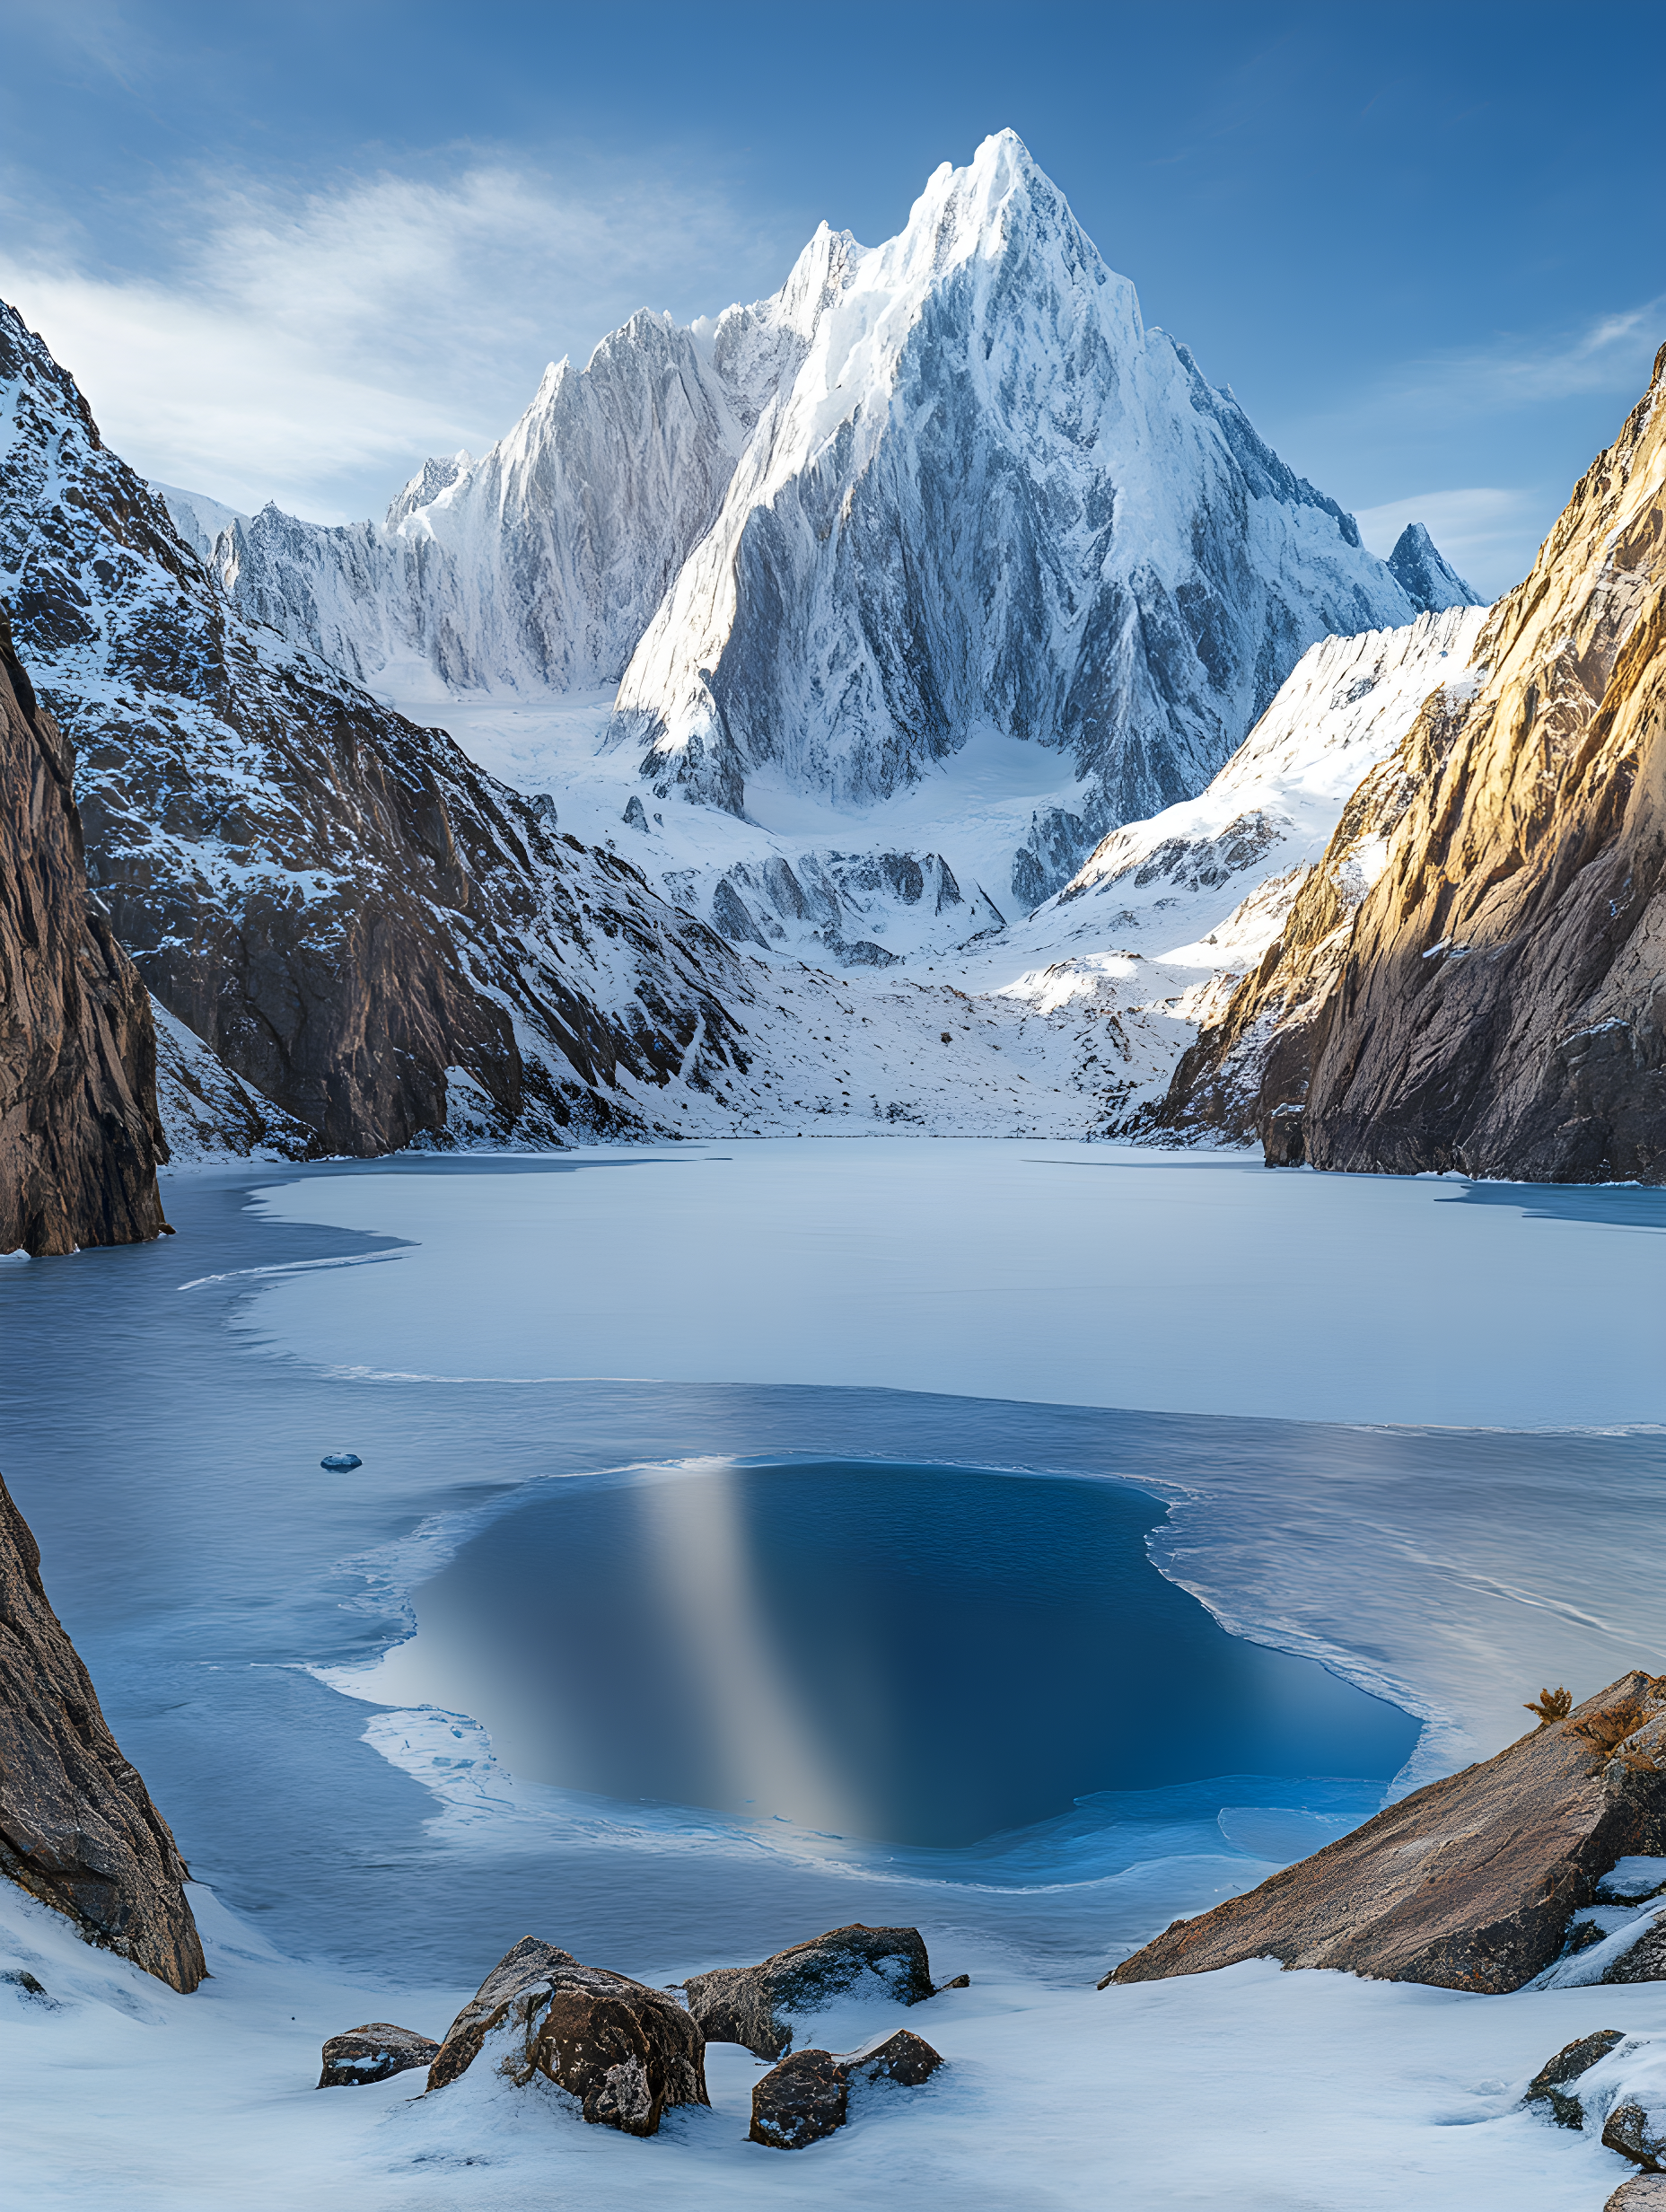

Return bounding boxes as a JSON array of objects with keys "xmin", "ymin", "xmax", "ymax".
[
  {"xmin": 239, "ymin": 1138, "xmax": 1666, "ymax": 1428},
  {"xmin": 1, "ymin": 1137, "xmax": 1659, "ymax": 1975},
  {"xmin": 4, "ymin": 1138, "xmax": 1663, "ymax": 2208}
]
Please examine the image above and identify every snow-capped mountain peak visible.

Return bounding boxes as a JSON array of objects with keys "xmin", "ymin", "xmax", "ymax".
[
  {"xmin": 1386, "ymin": 521, "xmax": 1481, "ymax": 612},
  {"xmin": 610, "ymin": 131, "xmax": 1420, "ymax": 896},
  {"xmin": 168, "ymin": 130, "xmax": 1473, "ymax": 914}
]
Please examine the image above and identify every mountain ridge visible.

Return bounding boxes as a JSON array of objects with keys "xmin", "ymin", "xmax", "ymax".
[{"xmin": 168, "ymin": 133, "xmax": 1472, "ymax": 917}]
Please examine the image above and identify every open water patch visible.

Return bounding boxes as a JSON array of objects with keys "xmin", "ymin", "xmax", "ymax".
[{"xmin": 360, "ymin": 1458, "xmax": 1419, "ymax": 1852}]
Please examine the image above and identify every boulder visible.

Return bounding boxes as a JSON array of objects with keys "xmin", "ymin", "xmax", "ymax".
[
  {"xmin": 318, "ymin": 2023, "xmax": 438, "ymax": 2088},
  {"xmin": 1608, "ymin": 2177, "xmax": 1666, "ymax": 2209},
  {"xmin": 684, "ymin": 1924, "xmax": 935, "ymax": 2058},
  {"xmin": 749, "ymin": 2048, "xmax": 848, "ymax": 2150},
  {"xmin": 0, "ymin": 1471, "xmax": 205, "ymax": 1991},
  {"xmin": 1607, "ymin": 2102, "xmax": 1666, "ymax": 2171},
  {"xmin": 1524, "ymin": 2030, "xmax": 1625, "ymax": 2127},
  {"xmin": 1604, "ymin": 1914, "xmax": 1666, "ymax": 1985},
  {"xmin": 748, "ymin": 2029, "xmax": 944, "ymax": 2150},
  {"xmin": 426, "ymin": 1936, "xmax": 708, "ymax": 2137},
  {"xmin": 845, "ymin": 2028, "xmax": 945, "ymax": 2090},
  {"xmin": 427, "ymin": 1936, "xmax": 581, "ymax": 2090},
  {"xmin": 1109, "ymin": 1674, "xmax": 1666, "ymax": 1993}
]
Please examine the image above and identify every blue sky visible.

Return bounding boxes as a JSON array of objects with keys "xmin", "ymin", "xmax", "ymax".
[{"xmin": 3, "ymin": 0, "xmax": 1662, "ymax": 594}]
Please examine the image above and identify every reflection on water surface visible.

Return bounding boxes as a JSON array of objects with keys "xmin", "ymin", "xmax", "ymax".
[{"xmin": 378, "ymin": 1460, "xmax": 1420, "ymax": 1847}]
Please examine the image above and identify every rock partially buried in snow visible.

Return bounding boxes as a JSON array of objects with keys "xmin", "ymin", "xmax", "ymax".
[
  {"xmin": 1607, "ymin": 2102, "xmax": 1666, "ymax": 2172},
  {"xmin": 1524, "ymin": 2029, "xmax": 1625, "ymax": 2127},
  {"xmin": 425, "ymin": 1936, "xmax": 708, "ymax": 2137},
  {"xmin": 427, "ymin": 1936, "xmax": 581, "ymax": 2090},
  {"xmin": 749, "ymin": 2048, "xmax": 847, "ymax": 2150},
  {"xmin": 320, "ymin": 1453, "xmax": 362, "ymax": 1472},
  {"xmin": 683, "ymin": 1923, "xmax": 934, "ymax": 2058},
  {"xmin": 318, "ymin": 2023, "xmax": 439, "ymax": 2088},
  {"xmin": 844, "ymin": 2027, "xmax": 944, "ymax": 2089},
  {"xmin": 1600, "ymin": 1912, "xmax": 1666, "ymax": 1985},
  {"xmin": 749, "ymin": 2030, "xmax": 944, "ymax": 2150},
  {"xmin": 1608, "ymin": 2177, "xmax": 1666, "ymax": 2208},
  {"xmin": 1109, "ymin": 1672, "xmax": 1666, "ymax": 1993}
]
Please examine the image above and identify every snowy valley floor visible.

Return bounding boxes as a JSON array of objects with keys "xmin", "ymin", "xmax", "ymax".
[{"xmin": 4, "ymin": 1140, "xmax": 1665, "ymax": 2208}]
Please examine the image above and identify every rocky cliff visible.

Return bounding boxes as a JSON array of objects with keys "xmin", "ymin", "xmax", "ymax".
[
  {"xmin": 0, "ymin": 601, "xmax": 167, "ymax": 1254},
  {"xmin": 1155, "ymin": 345, "xmax": 1666, "ymax": 1179},
  {"xmin": 1111, "ymin": 1672, "xmax": 1666, "ymax": 1994},
  {"xmin": 0, "ymin": 297, "xmax": 884, "ymax": 1155},
  {"xmin": 0, "ymin": 1470, "xmax": 205, "ymax": 1990}
]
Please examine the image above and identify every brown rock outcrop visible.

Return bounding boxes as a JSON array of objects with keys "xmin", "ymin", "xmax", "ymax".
[
  {"xmin": 0, "ymin": 601, "xmax": 167, "ymax": 1253},
  {"xmin": 0, "ymin": 1470, "xmax": 205, "ymax": 1990},
  {"xmin": 1109, "ymin": 1673, "xmax": 1666, "ymax": 1993},
  {"xmin": 318, "ymin": 2022, "xmax": 439, "ymax": 2088},
  {"xmin": 1609, "ymin": 2177, "xmax": 1666, "ymax": 2209},
  {"xmin": 425, "ymin": 1935, "xmax": 708, "ymax": 2137},
  {"xmin": 1159, "ymin": 344, "xmax": 1666, "ymax": 1181},
  {"xmin": 1609, "ymin": 2102, "xmax": 1666, "ymax": 2172},
  {"xmin": 1144, "ymin": 682, "xmax": 1484, "ymax": 1155},
  {"xmin": 683, "ymin": 1923, "xmax": 935, "ymax": 2058}
]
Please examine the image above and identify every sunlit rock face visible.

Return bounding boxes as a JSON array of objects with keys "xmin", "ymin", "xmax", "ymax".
[{"xmin": 1165, "ymin": 342, "xmax": 1666, "ymax": 1182}]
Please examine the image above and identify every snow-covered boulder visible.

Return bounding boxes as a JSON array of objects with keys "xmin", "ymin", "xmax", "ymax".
[
  {"xmin": 747, "ymin": 2029, "xmax": 944, "ymax": 2150},
  {"xmin": 1525, "ymin": 2029, "xmax": 1626, "ymax": 2126},
  {"xmin": 682, "ymin": 1923, "xmax": 935, "ymax": 2059},
  {"xmin": 425, "ymin": 1936, "xmax": 708, "ymax": 2137},
  {"xmin": 317, "ymin": 2022, "xmax": 439, "ymax": 2088}
]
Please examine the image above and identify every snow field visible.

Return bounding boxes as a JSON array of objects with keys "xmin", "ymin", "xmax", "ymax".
[{"xmin": 4, "ymin": 1875, "xmax": 1658, "ymax": 2209}]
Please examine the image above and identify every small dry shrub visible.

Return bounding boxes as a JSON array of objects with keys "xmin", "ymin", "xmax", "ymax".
[{"xmin": 1524, "ymin": 1687, "xmax": 1574, "ymax": 1725}]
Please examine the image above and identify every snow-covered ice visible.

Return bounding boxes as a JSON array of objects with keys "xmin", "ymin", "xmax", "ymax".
[{"xmin": 240, "ymin": 1139, "xmax": 1662, "ymax": 1430}]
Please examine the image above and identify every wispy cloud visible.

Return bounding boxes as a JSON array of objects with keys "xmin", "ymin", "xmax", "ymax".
[
  {"xmin": 1388, "ymin": 295, "xmax": 1666, "ymax": 416},
  {"xmin": 0, "ymin": 158, "xmax": 787, "ymax": 520}
]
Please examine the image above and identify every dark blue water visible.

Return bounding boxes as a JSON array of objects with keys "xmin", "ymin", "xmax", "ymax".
[{"xmin": 395, "ymin": 1459, "xmax": 1418, "ymax": 1847}]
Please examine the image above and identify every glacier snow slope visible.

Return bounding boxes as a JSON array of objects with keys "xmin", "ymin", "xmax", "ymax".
[
  {"xmin": 182, "ymin": 226, "xmax": 857, "ymax": 699},
  {"xmin": 376, "ymin": 604, "xmax": 1491, "ymax": 1135}
]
